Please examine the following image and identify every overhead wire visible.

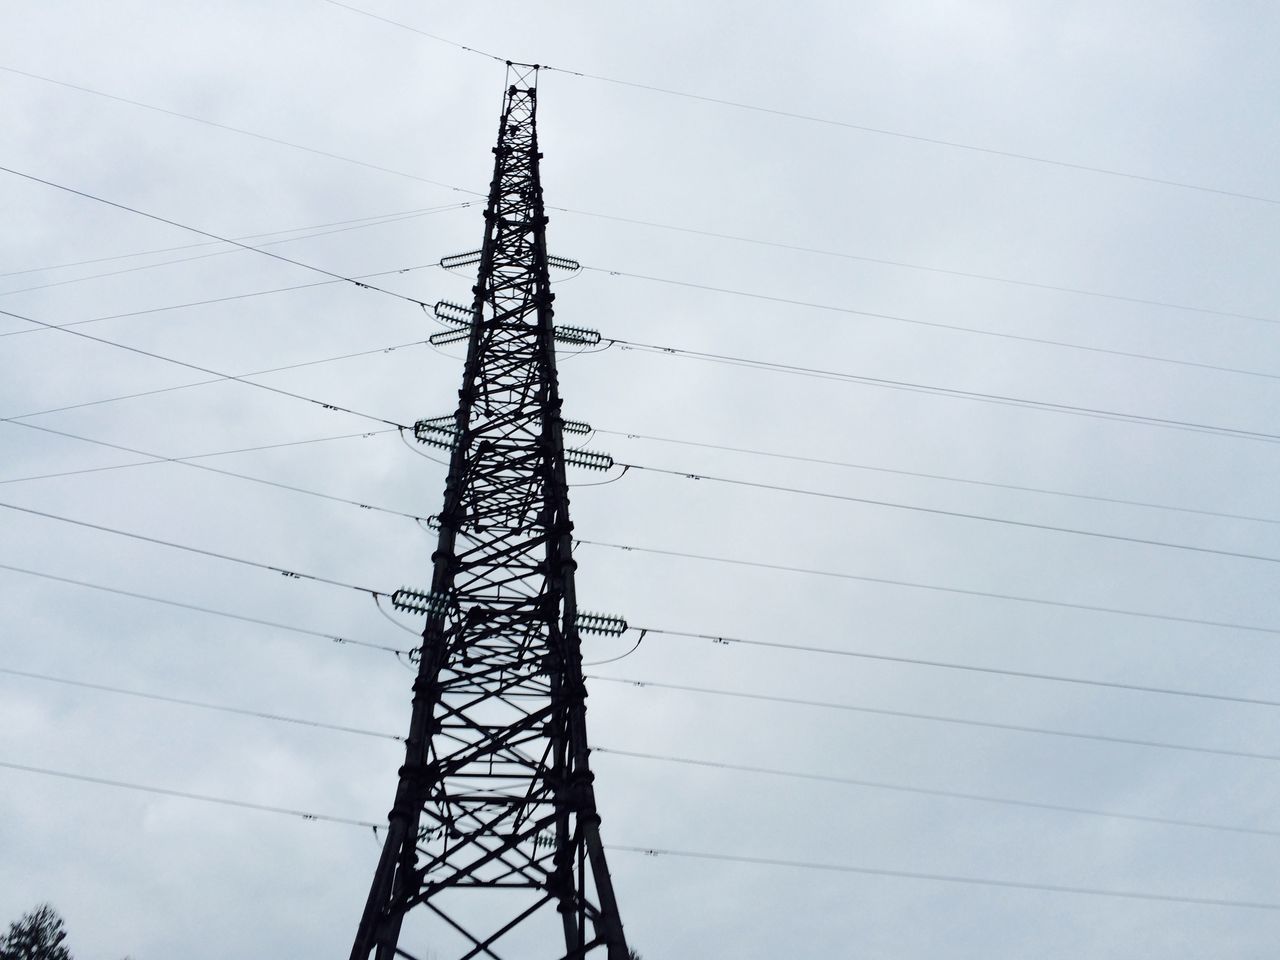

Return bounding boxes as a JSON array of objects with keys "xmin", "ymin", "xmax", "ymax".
[
  {"xmin": 577, "ymin": 539, "xmax": 1280, "ymax": 638},
  {"xmin": 604, "ymin": 338, "xmax": 1280, "ymax": 443},
  {"xmin": 0, "ymin": 666, "xmax": 403, "ymax": 741},
  {"xmin": 4, "ymin": 756, "xmax": 1278, "ymax": 908},
  {"xmin": 0, "ymin": 262, "xmax": 440, "ymax": 341},
  {"xmin": 0, "ymin": 65, "xmax": 484, "ymax": 198},
  {"xmin": 635, "ymin": 626, "xmax": 1280, "ymax": 709},
  {"xmin": 0, "ymin": 561, "xmax": 405, "ymax": 654},
  {"xmin": 0, "ymin": 201, "xmax": 468, "ymax": 298},
  {"xmin": 4, "ymin": 64, "xmax": 1269, "ymax": 329},
  {"xmin": 310, "ymin": 1, "xmax": 1279, "ymax": 207},
  {"xmin": 0, "ymin": 203, "xmax": 466, "ymax": 280},
  {"xmin": 0, "ymin": 164, "xmax": 440, "ymax": 310},
  {"xmin": 605, "ymin": 844, "xmax": 1280, "ymax": 910},
  {"xmin": 4, "ymin": 419, "xmax": 432, "ymax": 522},
  {"xmin": 593, "ymin": 747, "xmax": 1280, "ymax": 840},
  {"xmin": 618, "ymin": 462, "xmax": 1280, "ymax": 566},
  {"xmin": 5, "ymin": 652, "xmax": 1276, "ymax": 838},
  {"xmin": 11, "ymin": 646, "xmax": 1277, "ymax": 838},
  {"xmin": 4, "ymin": 338, "xmax": 429, "ymax": 422},
  {"xmin": 587, "ymin": 674, "xmax": 1280, "ymax": 763},
  {"xmin": 0, "ymin": 500, "xmax": 386, "ymax": 597},
  {"xmin": 12, "ymin": 391, "xmax": 1277, "ymax": 570},
  {"xmin": 0, "ymin": 428, "xmax": 397, "ymax": 487},
  {"xmin": 0, "ymin": 758, "xmax": 382, "ymax": 829},
  {"xmin": 540, "ymin": 64, "xmax": 1280, "ymax": 206},
  {"xmin": 596, "ymin": 428, "xmax": 1280, "ymax": 527},
  {"xmin": 0, "ymin": 305, "xmax": 407, "ymax": 430},
  {"xmin": 600, "ymin": 281, "xmax": 1280, "ymax": 386},
  {"xmin": 550, "ymin": 206, "xmax": 1276, "ymax": 326}
]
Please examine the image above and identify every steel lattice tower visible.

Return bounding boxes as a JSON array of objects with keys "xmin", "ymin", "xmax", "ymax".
[{"xmin": 351, "ymin": 65, "xmax": 630, "ymax": 960}]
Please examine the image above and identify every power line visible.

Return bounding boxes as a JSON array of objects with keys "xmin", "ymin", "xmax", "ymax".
[
  {"xmin": 311, "ymin": 2, "xmax": 1278, "ymax": 207},
  {"xmin": 0, "ymin": 305, "xmax": 406, "ymax": 430},
  {"xmin": 598, "ymin": 428, "xmax": 1280, "ymax": 528},
  {"xmin": 588, "ymin": 675, "xmax": 1280, "ymax": 763},
  {"xmin": 316, "ymin": 0, "xmax": 508, "ymax": 63},
  {"xmin": 0, "ymin": 204, "xmax": 462, "ymax": 280},
  {"xmin": 603, "ymin": 282, "xmax": 1280, "ymax": 388},
  {"xmin": 0, "ymin": 65, "xmax": 484, "ymax": 198},
  {"xmin": 5, "ymin": 420, "xmax": 431, "ymax": 522},
  {"xmin": 0, "ymin": 500, "xmax": 385, "ymax": 597},
  {"xmin": 594, "ymin": 747, "xmax": 1280, "ymax": 839},
  {"xmin": 0, "ymin": 262, "xmax": 438, "ymax": 341},
  {"xmin": 552, "ymin": 206, "xmax": 1276, "ymax": 326},
  {"xmin": 6, "ymin": 63, "xmax": 1269, "ymax": 330},
  {"xmin": 0, "ymin": 666, "xmax": 402, "ymax": 741},
  {"xmin": 7, "ymin": 755, "xmax": 1277, "ymax": 909},
  {"xmin": 534, "ymin": 73, "xmax": 1279, "ymax": 208},
  {"xmin": 578, "ymin": 539, "xmax": 1280, "ymax": 638},
  {"xmin": 0, "ymin": 202, "xmax": 467, "ymax": 298},
  {"xmin": 622, "ymin": 462, "xmax": 1280, "ymax": 567},
  {"xmin": 638, "ymin": 627, "xmax": 1280, "ymax": 709},
  {"xmin": 0, "ymin": 164, "xmax": 438, "ymax": 310},
  {"xmin": 0, "ymin": 428, "xmax": 397, "ymax": 486},
  {"xmin": 12, "ymin": 400, "xmax": 1272, "ymax": 570},
  {"xmin": 5, "ymin": 338, "xmax": 428, "ymax": 422},
  {"xmin": 606, "ymin": 844, "xmax": 1280, "ymax": 910},
  {"xmin": 8, "ymin": 655, "xmax": 1273, "ymax": 839},
  {"xmin": 0, "ymin": 758, "xmax": 382, "ymax": 829},
  {"xmin": 0, "ymin": 561, "xmax": 404, "ymax": 654}
]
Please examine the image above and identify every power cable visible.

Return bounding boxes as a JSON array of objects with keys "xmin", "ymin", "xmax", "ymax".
[
  {"xmin": 316, "ymin": 0, "xmax": 508, "ymax": 63},
  {"xmin": 605, "ymin": 844, "xmax": 1280, "ymax": 910},
  {"xmin": 534, "ymin": 73, "xmax": 1280, "ymax": 207},
  {"xmin": 7, "ymin": 645, "xmax": 1274, "ymax": 839},
  {"xmin": 0, "ymin": 65, "xmax": 483, "ymax": 197},
  {"xmin": 12, "ymin": 399, "xmax": 1272, "ymax": 570},
  {"xmin": 7, "ymin": 655, "xmax": 1269, "ymax": 839},
  {"xmin": 5, "ymin": 338, "xmax": 428, "ymax": 422},
  {"xmin": 621, "ymin": 462, "xmax": 1280, "ymax": 566},
  {"xmin": 5, "ymin": 420, "xmax": 432, "ymax": 522},
  {"xmin": 597, "ymin": 428, "xmax": 1280, "ymax": 527},
  {"xmin": 5, "ymin": 660, "xmax": 1274, "ymax": 844},
  {"xmin": 311, "ymin": 2, "xmax": 1279, "ymax": 206},
  {"xmin": 6, "ymin": 64, "xmax": 1269, "ymax": 329},
  {"xmin": 0, "ymin": 758, "xmax": 382, "ymax": 829},
  {"xmin": 0, "ymin": 164, "xmax": 438, "ymax": 310},
  {"xmin": 551, "ymin": 206, "xmax": 1276, "ymax": 326},
  {"xmin": 0, "ymin": 202, "xmax": 467, "ymax": 298},
  {"xmin": 0, "ymin": 666, "xmax": 402, "ymax": 741},
  {"xmin": 0, "ymin": 500, "xmax": 385, "ymax": 597},
  {"xmin": 594, "ymin": 747, "xmax": 1280, "ymax": 839},
  {"xmin": 577, "ymin": 539, "xmax": 1280, "ymax": 638},
  {"xmin": 0, "ymin": 561, "xmax": 404, "ymax": 654},
  {"xmin": 7, "ymin": 756, "xmax": 1278, "ymax": 909},
  {"xmin": 6, "ymin": 654, "xmax": 1273, "ymax": 838},
  {"xmin": 637, "ymin": 627, "xmax": 1280, "ymax": 709},
  {"xmin": 601, "ymin": 280, "xmax": 1280, "ymax": 386},
  {"xmin": 0, "ymin": 262, "xmax": 439, "ymax": 341},
  {"xmin": 0, "ymin": 428, "xmax": 397, "ymax": 486},
  {"xmin": 587, "ymin": 675, "xmax": 1280, "ymax": 763},
  {"xmin": 0, "ymin": 305, "xmax": 406, "ymax": 430},
  {"xmin": 0, "ymin": 204, "xmax": 463, "ymax": 280}
]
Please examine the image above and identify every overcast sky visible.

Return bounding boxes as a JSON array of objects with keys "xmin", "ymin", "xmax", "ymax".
[{"xmin": 2, "ymin": 1, "xmax": 1280, "ymax": 957}]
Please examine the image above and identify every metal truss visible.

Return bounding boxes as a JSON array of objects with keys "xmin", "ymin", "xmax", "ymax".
[{"xmin": 350, "ymin": 64, "xmax": 630, "ymax": 960}]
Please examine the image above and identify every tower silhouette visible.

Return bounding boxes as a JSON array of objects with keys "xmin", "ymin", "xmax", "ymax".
[{"xmin": 350, "ymin": 64, "xmax": 630, "ymax": 960}]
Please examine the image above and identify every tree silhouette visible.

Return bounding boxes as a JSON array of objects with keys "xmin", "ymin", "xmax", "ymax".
[{"xmin": 0, "ymin": 905, "xmax": 72, "ymax": 960}]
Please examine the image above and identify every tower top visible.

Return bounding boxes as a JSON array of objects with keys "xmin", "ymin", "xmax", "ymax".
[{"xmin": 505, "ymin": 60, "xmax": 540, "ymax": 91}]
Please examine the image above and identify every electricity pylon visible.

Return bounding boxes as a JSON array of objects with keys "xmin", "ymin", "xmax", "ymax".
[{"xmin": 350, "ymin": 64, "xmax": 630, "ymax": 960}]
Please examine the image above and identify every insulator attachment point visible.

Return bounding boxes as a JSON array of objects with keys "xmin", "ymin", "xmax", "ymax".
[{"xmin": 578, "ymin": 611, "xmax": 629, "ymax": 637}]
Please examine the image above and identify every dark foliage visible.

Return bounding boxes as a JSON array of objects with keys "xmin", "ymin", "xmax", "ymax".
[{"xmin": 0, "ymin": 905, "xmax": 72, "ymax": 960}]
